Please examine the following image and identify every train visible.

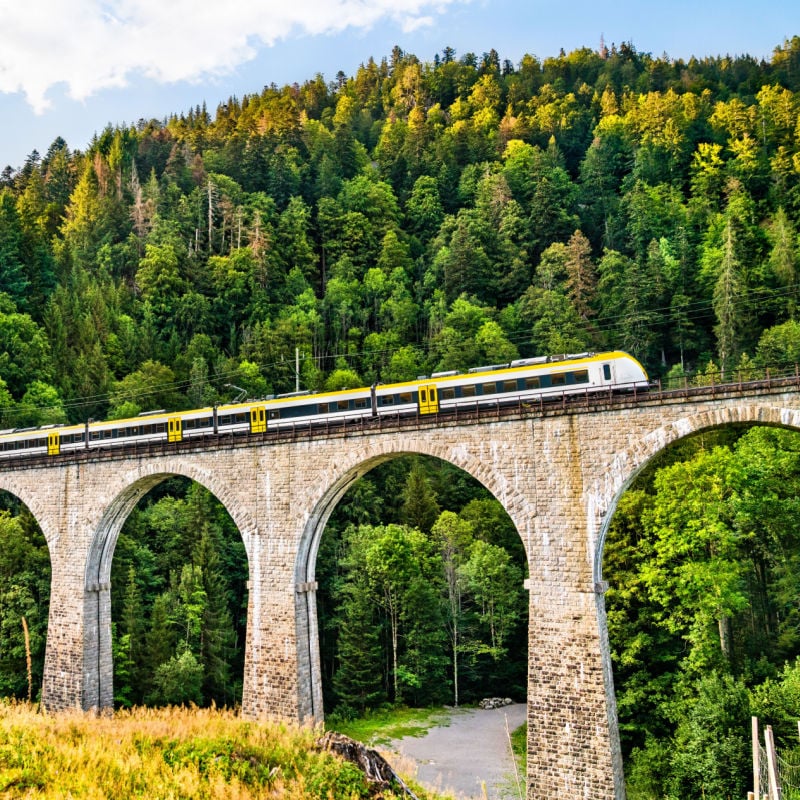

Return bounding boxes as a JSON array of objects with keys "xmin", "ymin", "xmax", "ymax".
[{"xmin": 0, "ymin": 351, "xmax": 648, "ymax": 460}]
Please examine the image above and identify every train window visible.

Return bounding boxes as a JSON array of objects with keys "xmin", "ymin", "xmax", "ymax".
[
  {"xmin": 399, "ymin": 392, "xmax": 413, "ymax": 403},
  {"xmin": 337, "ymin": 400, "xmax": 349, "ymax": 411},
  {"xmin": 355, "ymin": 397, "xmax": 368, "ymax": 409},
  {"xmin": 525, "ymin": 377, "xmax": 541, "ymax": 390},
  {"xmin": 603, "ymin": 364, "xmax": 611, "ymax": 380},
  {"xmin": 460, "ymin": 385, "xmax": 476, "ymax": 397},
  {"xmin": 573, "ymin": 370, "xmax": 589, "ymax": 384},
  {"xmin": 420, "ymin": 389, "xmax": 427, "ymax": 403},
  {"xmin": 185, "ymin": 418, "xmax": 211, "ymax": 430},
  {"xmin": 502, "ymin": 380, "xmax": 517, "ymax": 392},
  {"xmin": 90, "ymin": 431, "xmax": 100, "ymax": 441},
  {"xmin": 380, "ymin": 395, "xmax": 394, "ymax": 406},
  {"xmin": 318, "ymin": 403, "xmax": 328, "ymax": 413},
  {"xmin": 552, "ymin": 373, "xmax": 566, "ymax": 386},
  {"xmin": 269, "ymin": 410, "xmax": 280, "ymax": 420},
  {"xmin": 481, "ymin": 383, "xmax": 496, "ymax": 395},
  {"xmin": 441, "ymin": 388, "xmax": 456, "ymax": 400}
]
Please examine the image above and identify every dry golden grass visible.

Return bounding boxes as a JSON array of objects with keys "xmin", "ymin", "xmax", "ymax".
[{"xmin": 0, "ymin": 701, "xmax": 437, "ymax": 799}]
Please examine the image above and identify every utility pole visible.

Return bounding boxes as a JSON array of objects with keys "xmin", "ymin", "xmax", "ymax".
[{"xmin": 296, "ymin": 347, "xmax": 300, "ymax": 393}]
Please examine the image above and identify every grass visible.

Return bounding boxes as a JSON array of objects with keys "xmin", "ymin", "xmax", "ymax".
[
  {"xmin": 509, "ymin": 721, "xmax": 526, "ymax": 770},
  {"xmin": 327, "ymin": 705, "xmax": 459, "ymax": 747},
  {"xmin": 0, "ymin": 700, "xmax": 445, "ymax": 799}
]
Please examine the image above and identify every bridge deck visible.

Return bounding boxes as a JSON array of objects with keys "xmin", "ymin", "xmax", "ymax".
[{"xmin": 2, "ymin": 374, "xmax": 799, "ymax": 471}]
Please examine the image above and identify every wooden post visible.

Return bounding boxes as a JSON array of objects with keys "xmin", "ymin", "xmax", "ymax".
[
  {"xmin": 765, "ymin": 724, "xmax": 781, "ymax": 799},
  {"xmin": 753, "ymin": 716, "xmax": 760, "ymax": 800}
]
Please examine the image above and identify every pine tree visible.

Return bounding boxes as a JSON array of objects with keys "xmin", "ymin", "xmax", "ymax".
[
  {"xmin": 713, "ymin": 216, "xmax": 743, "ymax": 376},
  {"xmin": 195, "ymin": 531, "xmax": 235, "ymax": 706},
  {"xmin": 118, "ymin": 565, "xmax": 145, "ymax": 704},
  {"xmin": 332, "ymin": 573, "xmax": 386, "ymax": 714},
  {"xmin": 401, "ymin": 465, "xmax": 440, "ymax": 533}
]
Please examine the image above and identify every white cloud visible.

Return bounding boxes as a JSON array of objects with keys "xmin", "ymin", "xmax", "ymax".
[{"xmin": 0, "ymin": 0, "xmax": 464, "ymax": 113}]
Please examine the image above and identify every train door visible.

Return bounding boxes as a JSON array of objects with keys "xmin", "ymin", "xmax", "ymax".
[
  {"xmin": 418, "ymin": 383, "xmax": 439, "ymax": 414},
  {"xmin": 47, "ymin": 431, "xmax": 60, "ymax": 456},
  {"xmin": 167, "ymin": 417, "xmax": 183, "ymax": 443},
  {"xmin": 250, "ymin": 405, "xmax": 267, "ymax": 433}
]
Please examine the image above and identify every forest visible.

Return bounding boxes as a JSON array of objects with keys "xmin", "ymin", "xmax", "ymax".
[{"xmin": 2, "ymin": 35, "xmax": 800, "ymax": 797}]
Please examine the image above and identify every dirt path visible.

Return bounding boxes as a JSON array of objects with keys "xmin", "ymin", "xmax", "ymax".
[{"xmin": 383, "ymin": 704, "xmax": 527, "ymax": 800}]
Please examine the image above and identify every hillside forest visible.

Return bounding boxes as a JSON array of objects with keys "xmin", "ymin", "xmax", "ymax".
[{"xmin": 3, "ymin": 36, "xmax": 800, "ymax": 798}]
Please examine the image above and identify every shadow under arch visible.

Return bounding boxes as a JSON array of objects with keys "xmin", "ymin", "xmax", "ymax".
[
  {"xmin": 293, "ymin": 439, "xmax": 532, "ymax": 722},
  {"xmin": 83, "ymin": 463, "xmax": 256, "ymax": 711}
]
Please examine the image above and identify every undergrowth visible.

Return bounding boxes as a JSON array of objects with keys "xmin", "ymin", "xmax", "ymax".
[{"xmin": 0, "ymin": 700, "xmax": 440, "ymax": 799}]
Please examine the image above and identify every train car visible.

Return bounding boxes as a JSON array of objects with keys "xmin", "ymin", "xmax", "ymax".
[
  {"xmin": 0, "ymin": 351, "xmax": 648, "ymax": 460},
  {"xmin": 0, "ymin": 426, "xmax": 51, "ymax": 458},
  {"xmin": 372, "ymin": 350, "xmax": 648, "ymax": 416}
]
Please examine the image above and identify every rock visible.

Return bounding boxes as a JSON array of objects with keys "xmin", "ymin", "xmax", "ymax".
[{"xmin": 478, "ymin": 697, "xmax": 514, "ymax": 709}]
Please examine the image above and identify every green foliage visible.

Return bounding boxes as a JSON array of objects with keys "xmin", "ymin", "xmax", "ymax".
[
  {"xmin": 0, "ymin": 509, "xmax": 50, "ymax": 700},
  {"xmin": 149, "ymin": 644, "xmax": 204, "ymax": 706},
  {"xmin": 108, "ymin": 360, "xmax": 182, "ymax": 416},
  {"xmin": 110, "ymin": 480, "xmax": 247, "ymax": 709},
  {"xmin": 15, "ymin": 381, "xmax": 67, "ymax": 427},
  {"xmin": 606, "ymin": 426, "xmax": 800, "ymax": 796},
  {"xmin": 319, "ymin": 457, "xmax": 527, "ymax": 715},
  {"xmin": 668, "ymin": 673, "xmax": 751, "ymax": 800}
]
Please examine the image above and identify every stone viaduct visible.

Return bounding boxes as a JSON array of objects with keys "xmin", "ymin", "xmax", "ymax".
[{"xmin": 2, "ymin": 378, "xmax": 800, "ymax": 799}]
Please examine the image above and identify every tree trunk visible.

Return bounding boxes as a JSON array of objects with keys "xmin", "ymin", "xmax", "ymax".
[{"xmin": 718, "ymin": 616, "xmax": 733, "ymax": 662}]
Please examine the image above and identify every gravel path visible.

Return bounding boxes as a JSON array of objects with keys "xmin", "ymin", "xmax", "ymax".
[{"xmin": 383, "ymin": 703, "xmax": 527, "ymax": 800}]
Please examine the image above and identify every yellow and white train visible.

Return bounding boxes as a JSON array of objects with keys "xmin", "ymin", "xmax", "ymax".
[{"xmin": 0, "ymin": 351, "xmax": 649, "ymax": 460}]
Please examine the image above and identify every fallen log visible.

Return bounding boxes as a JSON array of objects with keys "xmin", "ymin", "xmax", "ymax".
[{"xmin": 316, "ymin": 730, "xmax": 420, "ymax": 799}]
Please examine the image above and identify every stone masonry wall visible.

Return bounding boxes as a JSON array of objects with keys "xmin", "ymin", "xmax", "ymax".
[{"xmin": 1, "ymin": 387, "xmax": 800, "ymax": 798}]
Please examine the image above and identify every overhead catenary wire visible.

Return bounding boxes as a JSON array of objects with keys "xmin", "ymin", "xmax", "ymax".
[{"xmin": 3, "ymin": 280, "xmax": 799, "ymax": 419}]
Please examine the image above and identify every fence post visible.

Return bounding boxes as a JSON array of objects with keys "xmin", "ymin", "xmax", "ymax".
[
  {"xmin": 753, "ymin": 716, "xmax": 760, "ymax": 800},
  {"xmin": 765, "ymin": 724, "xmax": 780, "ymax": 799}
]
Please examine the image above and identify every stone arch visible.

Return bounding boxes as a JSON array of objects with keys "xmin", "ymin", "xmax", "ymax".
[
  {"xmin": 0, "ymin": 473, "xmax": 61, "ymax": 548},
  {"xmin": 295, "ymin": 435, "xmax": 532, "ymax": 587},
  {"xmin": 82, "ymin": 458, "xmax": 256, "ymax": 711},
  {"xmin": 591, "ymin": 403, "xmax": 800, "ymax": 586},
  {"xmin": 292, "ymin": 434, "xmax": 532, "ymax": 722}
]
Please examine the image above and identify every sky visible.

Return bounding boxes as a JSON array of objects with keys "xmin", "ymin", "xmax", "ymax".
[{"xmin": 1, "ymin": 0, "xmax": 799, "ymax": 171}]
